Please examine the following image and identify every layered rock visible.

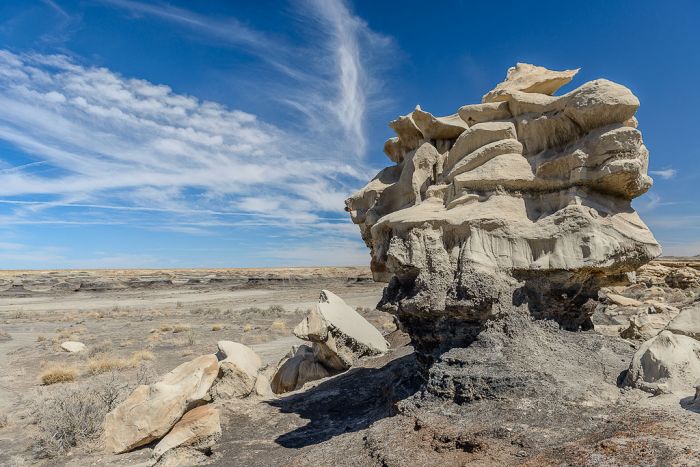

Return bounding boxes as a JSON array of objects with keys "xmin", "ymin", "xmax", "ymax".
[{"xmin": 346, "ymin": 64, "xmax": 660, "ymax": 361}]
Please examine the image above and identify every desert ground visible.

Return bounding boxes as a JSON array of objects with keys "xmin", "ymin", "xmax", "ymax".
[
  {"xmin": 0, "ymin": 261, "xmax": 699, "ymax": 466},
  {"xmin": 0, "ymin": 267, "xmax": 392, "ymax": 465}
]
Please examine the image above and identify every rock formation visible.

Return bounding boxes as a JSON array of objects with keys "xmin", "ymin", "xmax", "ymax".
[
  {"xmin": 346, "ymin": 63, "xmax": 660, "ymax": 363},
  {"xmin": 293, "ymin": 290, "xmax": 389, "ymax": 370},
  {"xmin": 104, "ymin": 354, "xmax": 219, "ymax": 453},
  {"xmin": 272, "ymin": 290, "xmax": 389, "ymax": 394}
]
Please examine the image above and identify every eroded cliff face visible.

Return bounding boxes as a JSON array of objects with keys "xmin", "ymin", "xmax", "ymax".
[{"xmin": 346, "ymin": 63, "xmax": 660, "ymax": 360}]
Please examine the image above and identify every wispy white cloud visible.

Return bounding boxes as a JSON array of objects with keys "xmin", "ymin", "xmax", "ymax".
[
  {"xmin": 0, "ymin": 0, "xmax": 393, "ymax": 239},
  {"xmin": 650, "ymin": 168, "xmax": 677, "ymax": 180}
]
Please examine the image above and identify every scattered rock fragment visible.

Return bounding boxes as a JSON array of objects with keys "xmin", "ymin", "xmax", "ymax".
[
  {"xmin": 104, "ymin": 354, "xmax": 219, "ymax": 453},
  {"xmin": 152, "ymin": 404, "xmax": 221, "ymax": 460},
  {"xmin": 60, "ymin": 341, "xmax": 86, "ymax": 353}
]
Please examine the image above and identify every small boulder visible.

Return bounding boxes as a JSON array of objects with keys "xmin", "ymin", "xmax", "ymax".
[
  {"xmin": 60, "ymin": 341, "xmax": 86, "ymax": 353},
  {"xmin": 104, "ymin": 354, "xmax": 219, "ymax": 453},
  {"xmin": 666, "ymin": 305, "xmax": 700, "ymax": 340},
  {"xmin": 210, "ymin": 341, "xmax": 262, "ymax": 400},
  {"xmin": 293, "ymin": 290, "xmax": 388, "ymax": 371},
  {"xmin": 270, "ymin": 345, "xmax": 331, "ymax": 394},
  {"xmin": 152, "ymin": 405, "xmax": 221, "ymax": 460},
  {"xmin": 626, "ymin": 331, "xmax": 700, "ymax": 394}
]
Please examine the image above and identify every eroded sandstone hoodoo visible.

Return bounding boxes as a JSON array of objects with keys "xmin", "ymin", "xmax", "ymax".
[{"xmin": 346, "ymin": 63, "xmax": 660, "ymax": 362}]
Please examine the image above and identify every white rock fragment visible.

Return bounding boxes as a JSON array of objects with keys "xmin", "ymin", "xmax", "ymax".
[{"xmin": 60, "ymin": 341, "xmax": 86, "ymax": 353}]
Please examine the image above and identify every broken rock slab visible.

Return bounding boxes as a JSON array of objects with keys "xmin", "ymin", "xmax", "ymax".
[
  {"xmin": 104, "ymin": 354, "xmax": 219, "ymax": 454},
  {"xmin": 210, "ymin": 341, "xmax": 262, "ymax": 400},
  {"xmin": 293, "ymin": 290, "xmax": 388, "ymax": 371},
  {"xmin": 152, "ymin": 404, "xmax": 221, "ymax": 460}
]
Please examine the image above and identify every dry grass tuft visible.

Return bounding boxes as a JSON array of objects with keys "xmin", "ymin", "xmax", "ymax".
[
  {"xmin": 40, "ymin": 365, "xmax": 79, "ymax": 385},
  {"xmin": 269, "ymin": 320, "xmax": 287, "ymax": 331},
  {"xmin": 131, "ymin": 349, "xmax": 155, "ymax": 362},
  {"xmin": 37, "ymin": 335, "xmax": 48, "ymax": 342},
  {"xmin": 159, "ymin": 324, "xmax": 173, "ymax": 332},
  {"xmin": 172, "ymin": 324, "xmax": 191, "ymax": 333},
  {"xmin": 86, "ymin": 356, "xmax": 132, "ymax": 375},
  {"xmin": 211, "ymin": 324, "xmax": 224, "ymax": 331},
  {"xmin": 243, "ymin": 323, "xmax": 253, "ymax": 332}
]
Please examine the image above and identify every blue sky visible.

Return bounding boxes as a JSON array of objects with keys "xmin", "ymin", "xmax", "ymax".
[{"xmin": 0, "ymin": 0, "xmax": 697, "ymax": 269}]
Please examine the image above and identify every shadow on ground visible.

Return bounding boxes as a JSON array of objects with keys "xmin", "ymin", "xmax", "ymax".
[
  {"xmin": 267, "ymin": 352, "xmax": 420, "ymax": 448},
  {"xmin": 680, "ymin": 395, "xmax": 700, "ymax": 414}
]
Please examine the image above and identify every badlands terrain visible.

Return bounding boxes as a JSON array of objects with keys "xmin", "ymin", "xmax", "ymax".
[
  {"xmin": 0, "ymin": 261, "xmax": 697, "ymax": 466},
  {"xmin": 2, "ymin": 64, "xmax": 700, "ymax": 466}
]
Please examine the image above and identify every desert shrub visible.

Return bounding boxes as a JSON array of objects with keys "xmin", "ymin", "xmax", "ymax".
[
  {"xmin": 32, "ymin": 386, "xmax": 105, "ymax": 457},
  {"xmin": 37, "ymin": 335, "xmax": 47, "ymax": 342},
  {"xmin": 0, "ymin": 414, "xmax": 8, "ymax": 428},
  {"xmin": 31, "ymin": 369, "xmax": 155, "ymax": 458},
  {"xmin": 239, "ymin": 305, "xmax": 286, "ymax": 319},
  {"xmin": 159, "ymin": 324, "xmax": 173, "ymax": 332},
  {"xmin": 243, "ymin": 323, "xmax": 253, "ymax": 332},
  {"xmin": 86, "ymin": 356, "xmax": 132, "ymax": 375},
  {"xmin": 185, "ymin": 329, "xmax": 196, "ymax": 346},
  {"xmin": 211, "ymin": 324, "xmax": 224, "ymax": 331},
  {"xmin": 172, "ymin": 324, "xmax": 191, "ymax": 333},
  {"xmin": 40, "ymin": 365, "xmax": 79, "ymax": 385}
]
